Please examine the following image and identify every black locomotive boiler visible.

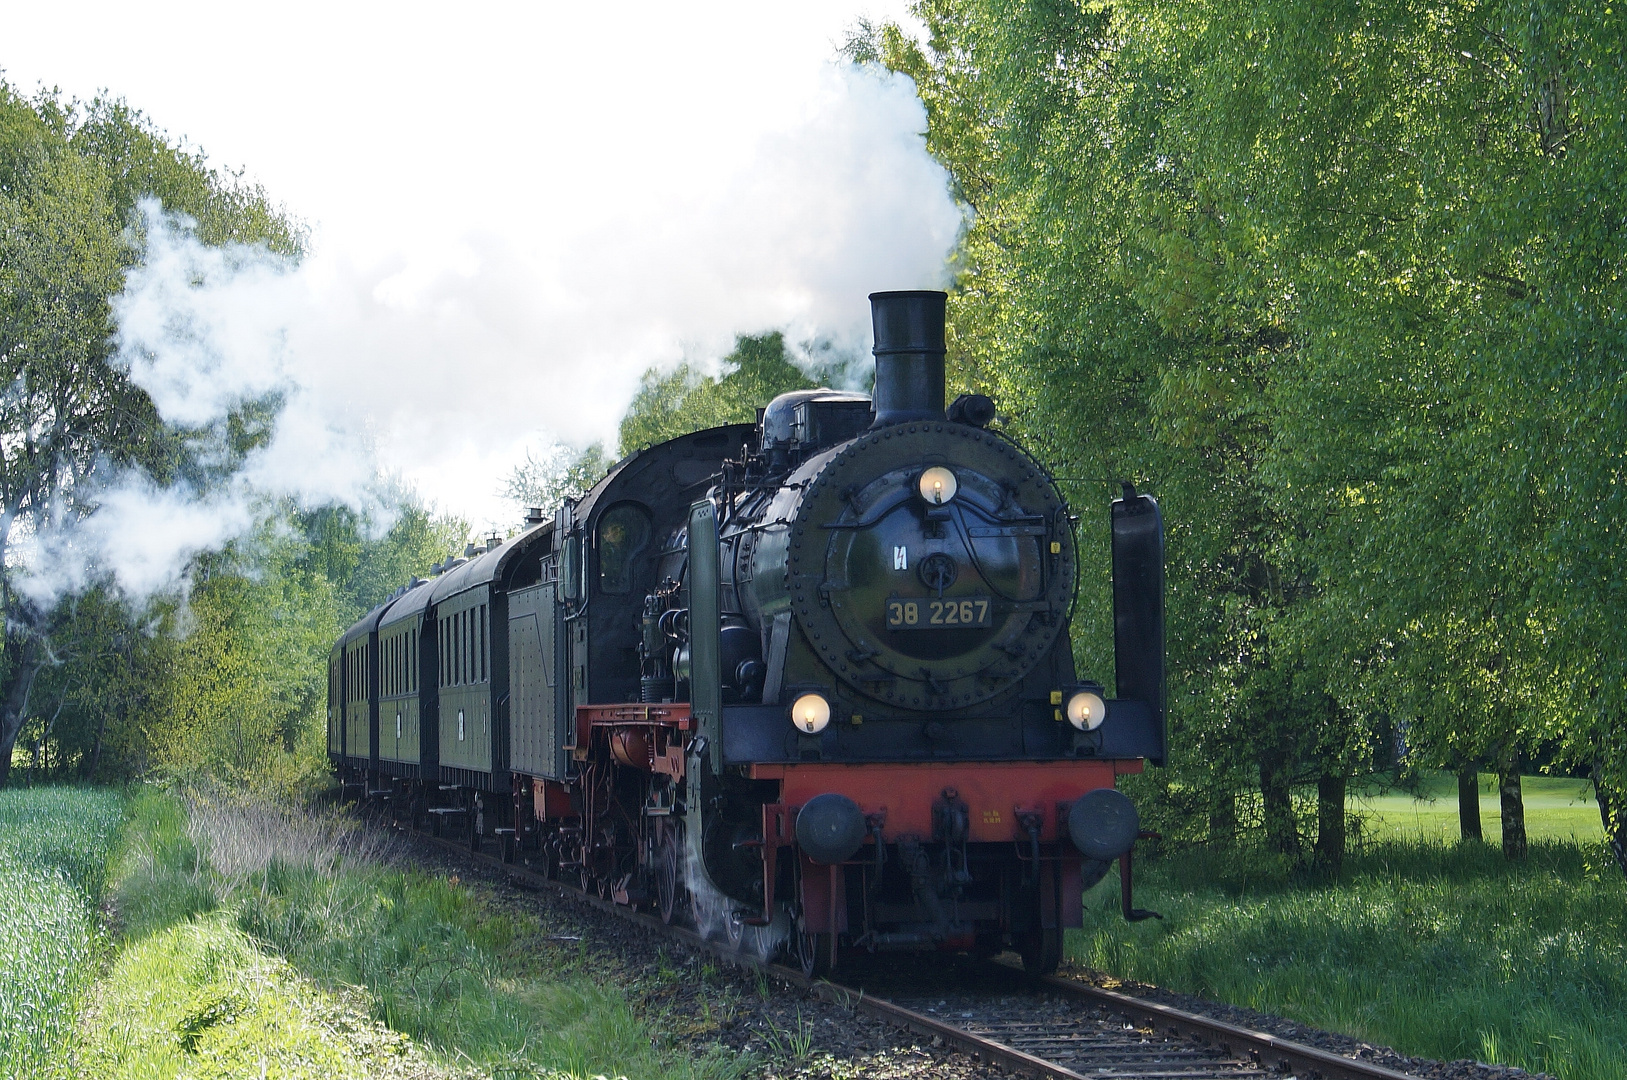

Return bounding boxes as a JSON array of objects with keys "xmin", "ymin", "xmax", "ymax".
[{"xmin": 330, "ymin": 290, "xmax": 1166, "ymax": 975}]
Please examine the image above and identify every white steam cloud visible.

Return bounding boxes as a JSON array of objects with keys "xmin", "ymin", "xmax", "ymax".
[{"xmin": 15, "ymin": 62, "xmax": 962, "ymax": 607}]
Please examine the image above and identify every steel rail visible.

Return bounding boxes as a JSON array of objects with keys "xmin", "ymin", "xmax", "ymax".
[
  {"xmin": 1027, "ymin": 969, "xmax": 1423, "ymax": 1080},
  {"xmin": 406, "ymin": 825, "xmax": 1423, "ymax": 1080}
]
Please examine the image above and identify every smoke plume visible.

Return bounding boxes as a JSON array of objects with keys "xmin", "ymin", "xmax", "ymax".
[{"xmin": 16, "ymin": 61, "xmax": 962, "ymax": 606}]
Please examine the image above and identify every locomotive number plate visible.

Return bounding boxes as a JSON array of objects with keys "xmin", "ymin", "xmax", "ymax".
[{"xmin": 886, "ymin": 595, "xmax": 992, "ymax": 629}]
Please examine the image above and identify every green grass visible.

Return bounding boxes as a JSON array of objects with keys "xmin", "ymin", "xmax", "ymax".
[
  {"xmin": 78, "ymin": 913, "xmax": 442, "ymax": 1080},
  {"xmin": 1354, "ymin": 771, "xmax": 1603, "ymax": 845},
  {"xmin": 1071, "ymin": 838, "xmax": 1627, "ymax": 1080},
  {"xmin": 0, "ymin": 786, "xmax": 125, "ymax": 1080},
  {"xmin": 92, "ymin": 788, "xmax": 750, "ymax": 1080}
]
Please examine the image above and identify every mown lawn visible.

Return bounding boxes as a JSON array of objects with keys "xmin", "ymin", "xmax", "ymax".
[
  {"xmin": 1072, "ymin": 781, "xmax": 1627, "ymax": 1080},
  {"xmin": 1354, "ymin": 771, "xmax": 1602, "ymax": 845},
  {"xmin": 0, "ymin": 786, "xmax": 124, "ymax": 1080}
]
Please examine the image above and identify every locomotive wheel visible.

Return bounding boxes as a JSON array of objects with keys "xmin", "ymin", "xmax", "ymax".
[
  {"xmin": 656, "ymin": 822, "xmax": 683, "ymax": 925},
  {"xmin": 1018, "ymin": 928, "xmax": 1062, "ymax": 976},
  {"xmin": 723, "ymin": 908, "xmax": 745, "ymax": 950},
  {"xmin": 794, "ymin": 928, "xmax": 833, "ymax": 978}
]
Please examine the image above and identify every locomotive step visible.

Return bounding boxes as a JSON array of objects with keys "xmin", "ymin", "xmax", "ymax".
[{"xmin": 425, "ymin": 807, "xmax": 467, "ymax": 816}]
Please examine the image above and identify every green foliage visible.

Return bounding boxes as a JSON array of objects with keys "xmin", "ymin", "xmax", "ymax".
[
  {"xmin": 16, "ymin": 496, "xmax": 465, "ymax": 795},
  {"xmin": 0, "ymin": 787, "xmax": 124, "ymax": 1079},
  {"xmin": 0, "ymin": 77, "xmax": 306, "ymax": 788},
  {"xmin": 618, "ymin": 332, "xmax": 818, "ymax": 454},
  {"xmin": 154, "ymin": 502, "xmax": 465, "ymax": 793},
  {"xmin": 0, "ymin": 77, "xmax": 470, "ymax": 792},
  {"xmin": 503, "ymin": 442, "xmax": 613, "ymax": 517},
  {"xmin": 865, "ymin": 0, "xmax": 1365, "ymax": 848},
  {"xmin": 1074, "ymin": 839, "xmax": 1627, "ymax": 1079}
]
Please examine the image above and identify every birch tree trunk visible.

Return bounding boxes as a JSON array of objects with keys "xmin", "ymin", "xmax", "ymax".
[{"xmin": 1499, "ymin": 768, "xmax": 1527, "ymax": 860}]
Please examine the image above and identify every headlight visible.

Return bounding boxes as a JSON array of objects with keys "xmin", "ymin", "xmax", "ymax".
[
  {"xmin": 918, "ymin": 466, "xmax": 958, "ymax": 505},
  {"xmin": 791, "ymin": 693, "xmax": 832, "ymax": 734},
  {"xmin": 1065, "ymin": 690, "xmax": 1107, "ymax": 731}
]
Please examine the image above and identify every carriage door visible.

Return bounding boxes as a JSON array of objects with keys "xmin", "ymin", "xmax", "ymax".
[{"xmin": 508, "ymin": 578, "xmax": 563, "ymax": 780}]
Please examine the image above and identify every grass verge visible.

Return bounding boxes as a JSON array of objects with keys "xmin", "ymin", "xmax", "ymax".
[
  {"xmin": 1072, "ymin": 838, "xmax": 1627, "ymax": 1080},
  {"xmin": 0, "ymin": 786, "xmax": 124, "ymax": 1080},
  {"xmin": 90, "ymin": 788, "xmax": 749, "ymax": 1080}
]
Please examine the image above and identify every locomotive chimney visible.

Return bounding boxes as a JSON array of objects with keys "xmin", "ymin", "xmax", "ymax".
[{"xmin": 869, "ymin": 290, "xmax": 947, "ymax": 428}]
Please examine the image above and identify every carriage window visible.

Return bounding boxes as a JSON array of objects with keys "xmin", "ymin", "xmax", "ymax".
[
  {"xmin": 597, "ymin": 504, "xmax": 652, "ymax": 595},
  {"xmin": 479, "ymin": 604, "xmax": 488, "ymax": 682}
]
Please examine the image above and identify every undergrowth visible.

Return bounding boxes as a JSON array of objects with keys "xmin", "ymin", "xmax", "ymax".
[
  {"xmin": 1071, "ymin": 838, "xmax": 1627, "ymax": 1080},
  {"xmin": 0, "ymin": 786, "xmax": 124, "ymax": 1080}
]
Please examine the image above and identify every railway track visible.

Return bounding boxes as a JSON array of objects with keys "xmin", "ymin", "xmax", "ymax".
[{"xmin": 405, "ymin": 823, "xmax": 1422, "ymax": 1080}]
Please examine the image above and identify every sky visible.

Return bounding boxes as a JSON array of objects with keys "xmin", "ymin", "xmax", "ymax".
[{"xmin": 0, "ymin": 1, "xmax": 961, "ymax": 538}]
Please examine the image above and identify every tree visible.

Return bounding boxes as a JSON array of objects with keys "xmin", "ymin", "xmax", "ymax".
[
  {"xmin": 502, "ymin": 443, "xmax": 612, "ymax": 518},
  {"xmin": 0, "ymin": 82, "xmax": 302, "ymax": 786},
  {"xmin": 617, "ymin": 332, "xmax": 821, "ymax": 454},
  {"xmin": 861, "ymin": 0, "xmax": 1381, "ymax": 856}
]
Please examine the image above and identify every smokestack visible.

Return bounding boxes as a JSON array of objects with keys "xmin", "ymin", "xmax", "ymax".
[{"xmin": 869, "ymin": 290, "xmax": 947, "ymax": 428}]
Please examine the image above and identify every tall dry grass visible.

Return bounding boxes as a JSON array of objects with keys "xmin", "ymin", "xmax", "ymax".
[{"xmin": 181, "ymin": 789, "xmax": 397, "ymax": 883}]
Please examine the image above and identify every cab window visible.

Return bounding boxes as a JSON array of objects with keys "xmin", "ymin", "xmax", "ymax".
[{"xmin": 596, "ymin": 504, "xmax": 651, "ymax": 595}]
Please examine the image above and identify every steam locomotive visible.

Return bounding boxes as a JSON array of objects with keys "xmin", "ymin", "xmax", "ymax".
[{"xmin": 330, "ymin": 290, "xmax": 1165, "ymax": 976}]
